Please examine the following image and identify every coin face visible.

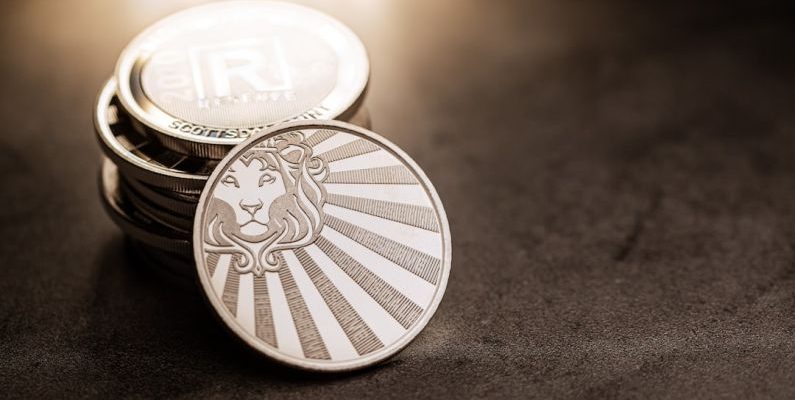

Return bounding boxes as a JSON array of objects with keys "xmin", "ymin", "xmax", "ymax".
[
  {"xmin": 193, "ymin": 121, "xmax": 451, "ymax": 371},
  {"xmin": 116, "ymin": 1, "xmax": 369, "ymax": 158}
]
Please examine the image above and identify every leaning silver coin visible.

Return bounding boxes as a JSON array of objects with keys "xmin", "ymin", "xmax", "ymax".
[
  {"xmin": 193, "ymin": 121, "xmax": 451, "ymax": 371},
  {"xmin": 100, "ymin": 158, "xmax": 192, "ymax": 256},
  {"xmin": 115, "ymin": 1, "xmax": 369, "ymax": 159}
]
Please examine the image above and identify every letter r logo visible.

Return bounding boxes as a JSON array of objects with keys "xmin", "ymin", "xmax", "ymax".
[{"xmin": 189, "ymin": 38, "xmax": 293, "ymax": 100}]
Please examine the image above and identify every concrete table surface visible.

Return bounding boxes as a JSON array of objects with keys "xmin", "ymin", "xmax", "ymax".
[{"xmin": 0, "ymin": 1, "xmax": 793, "ymax": 398}]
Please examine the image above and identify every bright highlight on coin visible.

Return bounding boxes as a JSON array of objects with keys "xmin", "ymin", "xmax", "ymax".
[
  {"xmin": 193, "ymin": 122, "xmax": 451, "ymax": 371},
  {"xmin": 115, "ymin": 1, "xmax": 369, "ymax": 158}
]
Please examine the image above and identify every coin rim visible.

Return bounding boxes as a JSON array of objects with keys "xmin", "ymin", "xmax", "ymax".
[
  {"xmin": 100, "ymin": 158, "xmax": 192, "ymax": 255},
  {"xmin": 119, "ymin": 179, "xmax": 193, "ymax": 233},
  {"xmin": 114, "ymin": 0, "xmax": 370, "ymax": 155},
  {"xmin": 95, "ymin": 79, "xmax": 211, "ymax": 191},
  {"xmin": 192, "ymin": 120, "xmax": 452, "ymax": 372},
  {"xmin": 121, "ymin": 176, "xmax": 199, "ymax": 217}
]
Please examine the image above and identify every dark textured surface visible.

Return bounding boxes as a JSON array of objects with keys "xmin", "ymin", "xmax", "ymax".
[{"xmin": 1, "ymin": 1, "xmax": 794, "ymax": 398}]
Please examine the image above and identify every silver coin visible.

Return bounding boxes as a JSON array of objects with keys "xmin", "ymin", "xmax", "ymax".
[
  {"xmin": 118, "ymin": 178, "xmax": 194, "ymax": 233},
  {"xmin": 115, "ymin": 1, "xmax": 369, "ymax": 159},
  {"xmin": 95, "ymin": 79, "xmax": 216, "ymax": 192},
  {"xmin": 193, "ymin": 121, "xmax": 451, "ymax": 371},
  {"xmin": 100, "ymin": 158, "xmax": 192, "ymax": 255},
  {"xmin": 121, "ymin": 176, "xmax": 199, "ymax": 217}
]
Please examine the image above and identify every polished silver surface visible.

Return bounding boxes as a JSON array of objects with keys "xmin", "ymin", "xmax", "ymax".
[
  {"xmin": 193, "ymin": 121, "xmax": 451, "ymax": 371},
  {"xmin": 115, "ymin": 1, "xmax": 369, "ymax": 159},
  {"xmin": 100, "ymin": 158, "xmax": 192, "ymax": 256}
]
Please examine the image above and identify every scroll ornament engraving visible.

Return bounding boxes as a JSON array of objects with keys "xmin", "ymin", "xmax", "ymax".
[{"xmin": 203, "ymin": 132, "xmax": 328, "ymax": 277}]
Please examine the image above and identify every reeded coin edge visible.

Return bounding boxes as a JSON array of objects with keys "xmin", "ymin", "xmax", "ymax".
[
  {"xmin": 100, "ymin": 159, "xmax": 192, "ymax": 255},
  {"xmin": 114, "ymin": 1, "xmax": 370, "ymax": 157},
  {"xmin": 119, "ymin": 180, "xmax": 193, "ymax": 233},
  {"xmin": 121, "ymin": 176, "xmax": 198, "ymax": 217},
  {"xmin": 192, "ymin": 120, "xmax": 451, "ymax": 372}
]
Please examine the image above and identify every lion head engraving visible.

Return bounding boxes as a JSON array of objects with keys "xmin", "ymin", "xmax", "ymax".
[{"xmin": 203, "ymin": 132, "xmax": 328, "ymax": 276}]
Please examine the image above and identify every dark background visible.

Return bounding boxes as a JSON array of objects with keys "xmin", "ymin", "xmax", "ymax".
[{"xmin": 1, "ymin": 0, "xmax": 794, "ymax": 398}]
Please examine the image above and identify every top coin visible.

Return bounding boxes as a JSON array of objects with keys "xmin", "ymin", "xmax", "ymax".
[
  {"xmin": 193, "ymin": 121, "xmax": 451, "ymax": 371},
  {"xmin": 115, "ymin": 1, "xmax": 369, "ymax": 159}
]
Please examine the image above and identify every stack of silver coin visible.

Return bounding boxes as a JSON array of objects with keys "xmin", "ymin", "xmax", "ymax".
[{"xmin": 95, "ymin": 2, "xmax": 370, "ymax": 275}]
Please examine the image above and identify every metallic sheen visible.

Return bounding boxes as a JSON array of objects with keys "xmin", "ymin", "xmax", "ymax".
[
  {"xmin": 95, "ymin": 79, "xmax": 215, "ymax": 192},
  {"xmin": 115, "ymin": 1, "xmax": 369, "ymax": 159},
  {"xmin": 193, "ymin": 121, "xmax": 451, "ymax": 371}
]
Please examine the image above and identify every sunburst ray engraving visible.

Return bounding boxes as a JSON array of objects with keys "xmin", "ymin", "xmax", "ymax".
[
  {"xmin": 317, "ymin": 139, "xmax": 381, "ymax": 163},
  {"xmin": 325, "ymin": 165, "xmax": 418, "ymax": 185},
  {"xmin": 253, "ymin": 275, "xmax": 277, "ymax": 346},
  {"xmin": 326, "ymin": 193, "xmax": 439, "ymax": 232},
  {"xmin": 293, "ymin": 248, "xmax": 384, "ymax": 356},
  {"xmin": 314, "ymin": 237, "xmax": 424, "ymax": 328},
  {"xmin": 303, "ymin": 129, "xmax": 337, "ymax": 147},
  {"xmin": 206, "ymin": 252, "xmax": 220, "ymax": 276},
  {"xmin": 325, "ymin": 215, "xmax": 441, "ymax": 284},
  {"xmin": 277, "ymin": 253, "xmax": 331, "ymax": 360},
  {"xmin": 325, "ymin": 184, "xmax": 431, "ymax": 207},
  {"xmin": 222, "ymin": 255, "xmax": 241, "ymax": 316}
]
